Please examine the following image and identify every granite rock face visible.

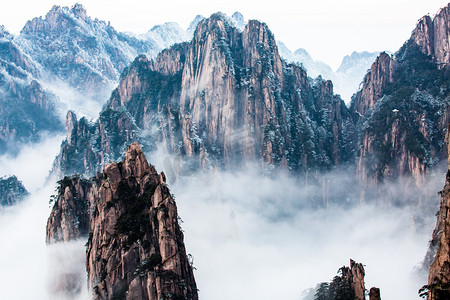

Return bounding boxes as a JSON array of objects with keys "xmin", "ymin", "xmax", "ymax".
[
  {"xmin": 46, "ymin": 176, "xmax": 92, "ymax": 243},
  {"xmin": 350, "ymin": 5, "xmax": 450, "ymax": 201},
  {"xmin": 349, "ymin": 259, "xmax": 366, "ymax": 300},
  {"xmin": 46, "ymin": 143, "xmax": 198, "ymax": 300},
  {"xmin": 313, "ymin": 259, "xmax": 366, "ymax": 299},
  {"xmin": 411, "ymin": 4, "xmax": 450, "ymax": 67},
  {"xmin": 351, "ymin": 52, "xmax": 396, "ymax": 116},
  {"xmin": 53, "ymin": 13, "xmax": 354, "ymax": 178},
  {"xmin": 426, "ymin": 125, "xmax": 450, "ymax": 299}
]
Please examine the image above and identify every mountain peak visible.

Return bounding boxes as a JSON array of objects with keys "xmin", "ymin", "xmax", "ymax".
[
  {"xmin": 21, "ymin": 4, "xmax": 89, "ymax": 34},
  {"xmin": 187, "ymin": 14, "xmax": 205, "ymax": 37},
  {"xmin": 231, "ymin": 11, "xmax": 246, "ymax": 30},
  {"xmin": 410, "ymin": 2, "xmax": 450, "ymax": 65},
  {"xmin": 232, "ymin": 11, "xmax": 244, "ymax": 22},
  {"xmin": 71, "ymin": 3, "xmax": 87, "ymax": 21},
  {"xmin": 47, "ymin": 143, "xmax": 198, "ymax": 299},
  {"xmin": 0, "ymin": 25, "xmax": 11, "ymax": 39}
]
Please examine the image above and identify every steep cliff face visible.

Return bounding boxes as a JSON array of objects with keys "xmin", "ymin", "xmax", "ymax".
[
  {"xmin": 411, "ymin": 4, "xmax": 450, "ymax": 67},
  {"xmin": 46, "ymin": 176, "xmax": 92, "ymax": 243},
  {"xmin": 0, "ymin": 176, "xmax": 29, "ymax": 207},
  {"xmin": 47, "ymin": 143, "xmax": 198, "ymax": 300},
  {"xmin": 351, "ymin": 52, "xmax": 396, "ymax": 116},
  {"xmin": 351, "ymin": 5, "xmax": 450, "ymax": 194},
  {"xmin": 53, "ymin": 13, "xmax": 354, "ymax": 177},
  {"xmin": 425, "ymin": 126, "xmax": 450, "ymax": 299}
]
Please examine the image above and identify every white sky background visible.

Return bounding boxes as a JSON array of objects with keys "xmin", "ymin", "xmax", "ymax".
[{"xmin": 1, "ymin": 0, "xmax": 448, "ymax": 70}]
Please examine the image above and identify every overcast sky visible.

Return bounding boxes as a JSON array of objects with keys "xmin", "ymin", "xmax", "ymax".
[{"xmin": 1, "ymin": 0, "xmax": 448, "ymax": 70}]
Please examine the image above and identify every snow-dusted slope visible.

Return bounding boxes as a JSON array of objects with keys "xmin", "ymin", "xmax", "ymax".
[
  {"xmin": 185, "ymin": 11, "xmax": 246, "ymax": 38},
  {"xmin": 0, "ymin": 4, "xmax": 210, "ymax": 154},
  {"xmin": 334, "ymin": 51, "xmax": 382, "ymax": 103},
  {"xmin": 0, "ymin": 25, "xmax": 63, "ymax": 153},
  {"xmin": 16, "ymin": 4, "xmax": 158, "ymax": 103},
  {"xmin": 138, "ymin": 22, "xmax": 189, "ymax": 50}
]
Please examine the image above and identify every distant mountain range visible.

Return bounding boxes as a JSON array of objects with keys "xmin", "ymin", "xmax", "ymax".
[
  {"xmin": 277, "ymin": 41, "xmax": 385, "ymax": 103},
  {"xmin": 0, "ymin": 4, "xmax": 385, "ymax": 157}
]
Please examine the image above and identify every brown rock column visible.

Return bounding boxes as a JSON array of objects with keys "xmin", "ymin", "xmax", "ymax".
[{"xmin": 369, "ymin": 287, "xmax": 381, "ymax": 300}]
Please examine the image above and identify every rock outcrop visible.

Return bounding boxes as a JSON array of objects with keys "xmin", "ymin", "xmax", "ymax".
[
  {"xmin": 46, "ymin": 176, "xmax": 92, "ymax": 243},
  {"xmin": 369, "ymin": 287, "xmax": 381, "ymax": 300},
  {"xmin": 351, "ymin": 52, "xmax": 396, "ymax": 116},
  {"xmin": 350, "ymin": 259, "xmax": 366, "ymax": 300},
  {"xmin": 46, "ymin": 143, "xmax": 198, "ymax": 300},
  {"xmin": 425, "ymin": 124, "xmax": 450, "ymax": 299},
  {"xmin": 411, "ymin": 4, "xmax": 450, "ymax": 67},
  {"xmin": 0, "ymin": 176, "xmax": 29, "ymax": 207},
  {"xmin": 350, "ymin": 4, "xmax": 450, "ymax": 200},
  {"xmin": 313, "ymin": 259, "xmax": 366, "ymax": 300},
  {"xmin": 52, "ymin": 12, "xmax": 354, "ymax": 178}
]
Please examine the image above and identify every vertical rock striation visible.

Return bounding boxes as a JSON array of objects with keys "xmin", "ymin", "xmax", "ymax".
[
  {"xmin": 351, "ymin": 52, "xmax": 396, "ymax": 116},
  {"xmin": 350, "ymin": 4, "xmax": 450, "ymax": 201},
  {"xmin": 411, "ymin": 4, "xmax": 450, "ymax": 67},
  {"xmin": 52, "ymin": 13, "xmax": 354, "ymax": 178},
  {"xmin": 46, "ymin": 176, "xmax": 92, "ymax": 243},
  {"xmin": 86, "ymin": 143, "xmax": 198, "ymax": 300},
  {"xmin": 46, "ymin": 143, "xmax": 198, "ymax": 299},
  {"xmin": 312, "ymin": 259, "xmax": 366, "ymax": 299},
  {"xmin": 426, "ymin": 124, "xmax": 450, "ymax": 299}
]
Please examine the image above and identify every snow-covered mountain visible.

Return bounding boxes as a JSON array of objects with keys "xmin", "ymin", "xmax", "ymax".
[
  {"xmin": 277, "ymin": 41, "xmax": 381, "ymax": 103},
  {"xmin": 138, "ymin": 22, "xmax": 189, "ymax": 50},
  {"xmin": 0, "ymin": 26, "xmax": 63, "ymax": 153},
  {"xmin": 16, "ymin": 4, "xmax": 159, "ymax": 104},
  {"xmin": 0, "ymin": 4, "xmax": 209, "ymax": 154}
]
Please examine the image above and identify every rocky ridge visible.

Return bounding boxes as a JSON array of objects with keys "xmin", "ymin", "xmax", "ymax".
[
  {"xmin": 46, "ymin": 143, "xmax": 198, "ymax": 300},
  {"xmin": 52, "ymin": 12, "xmax": 354, "ymax": 180},
  {"xmin": 350, "ymin": 4, "xmax": 450, "ymax": 198}
]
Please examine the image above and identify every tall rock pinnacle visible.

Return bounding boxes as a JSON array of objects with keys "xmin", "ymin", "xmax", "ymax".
[{"xmin": 47, "ymin": 143, "xmax": 198, "ymax": 299}]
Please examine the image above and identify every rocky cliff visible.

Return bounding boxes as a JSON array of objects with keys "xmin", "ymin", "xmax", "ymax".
[
  {"xmin": 313, "ymin": 259, "xmax": 367, "ymax": 300},
  {"xmin": 0, "ymin": 176, "xmax": 29, "ymax": 207},
  {"xmin": 46, "ymin": 176, "xmax": 92, "ymax": 243},
  {"xmin": 424, "ymin": 125, "xmax": 450, "ymax": 299},
  {"xmin": 52, "ymin": 13, "xmax": 354, "ymax": 178},
  {"xmin": 351, "ymin": 52, "xmax": 396, "ymax": 116},
  {"xmin": 46, "ymin": 143, "xmax": 198, "ymax": 300},
  {"xmin": 350, "ymin": 4, "xmax": 450, "ymax": 197},
  {"xmin": 411, "ymin": 4, "xmax": 450, "ymax": 67}
]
